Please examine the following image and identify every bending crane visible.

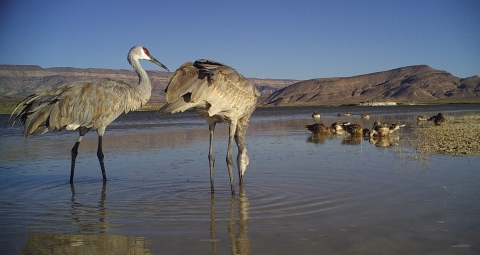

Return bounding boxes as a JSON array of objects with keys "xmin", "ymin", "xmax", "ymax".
[{"xmin": 160, "ymin": 60, "xmax": 259, "ymax": 195}]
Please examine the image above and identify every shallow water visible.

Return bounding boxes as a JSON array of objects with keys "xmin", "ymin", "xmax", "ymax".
[{"xmin": 1, "ymin": 104, "xmax": 479, "ymax": 254}]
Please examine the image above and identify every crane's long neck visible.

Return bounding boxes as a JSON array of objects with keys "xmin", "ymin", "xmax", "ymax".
[{"xmin": 130, "ymin": 57, "xmax": 152, "ymax": 107}]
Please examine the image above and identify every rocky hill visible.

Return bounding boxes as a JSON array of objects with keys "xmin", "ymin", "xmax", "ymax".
[
  {"xmin": 1, "ymin": 65, "xmax": 478, "ymax": 107},
  {"xmin": 0, "ymin": 65, "xmax": 298, "ymax": 102},
  {"xmin": 261, "ymin": 65, "xmax": 480, "ymax": 106}
]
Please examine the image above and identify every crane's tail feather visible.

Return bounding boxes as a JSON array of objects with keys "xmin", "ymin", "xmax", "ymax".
[
  {"xmin": 24, "ymin": 103, "xmax": 56, "ymax": 137},
  {"xmin": 10, "ymin": 93, "xmax": 41, "ymax": 123},
  {"xmin": 11, "ymin": 92, "xmax": 58, "ymax": 138}
]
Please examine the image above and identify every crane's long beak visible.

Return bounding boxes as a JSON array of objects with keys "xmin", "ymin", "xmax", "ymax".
[{"xmin": 150, "ymin": 56, "xmax": 169, "ymax": 71}]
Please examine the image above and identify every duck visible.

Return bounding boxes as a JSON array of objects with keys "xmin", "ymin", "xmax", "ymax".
[
  {"xmin": 330, "ymin": 121, "xmax": 350, "ymax": 135},
  {"xmin": 337, "ymin": 112, "xmax": 351, "ymax": 117},
  {"xmin": 312, "ymin": 111, "xmax": 321, "ymax": 123},
  {"xmin": 361, "ymin": 113, "xmax": 370, "ymax": 120},
  {"xmin": 363, "ymin": 128, "xmax": 371, "ymax": 137},
  {"xmin": 306, "ymin": 123, "xmax": 332, "ymax": 135},
  {"xmin": 370, "ymin": 121, "xmax": 405, "ymax": 137},
  {"xmin": 416, "ymin": 115, "xmax": 427, "ymax": 121},
  {"xmin": 427, "ymin": 113, "xmax": 445, "ymax": 126},
  {"xmin": 342, "ymin": 123, "xmax": 369, "ymax": 136}
]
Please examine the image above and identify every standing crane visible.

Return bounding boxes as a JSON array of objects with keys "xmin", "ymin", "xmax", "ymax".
[
  {"xmin": 159, "ymin": 60, "xmax": 260, "ymax": 195},
  {"xmin": 11, "ymin": 46, "xmax": 169, "ymax": 183}
]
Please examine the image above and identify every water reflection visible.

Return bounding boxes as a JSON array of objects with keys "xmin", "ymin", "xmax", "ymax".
[
  {"xmin": 306, "ymin": 134, "xmax": 331, "ymax": 144},
  {"xmin": 341, "ymin": 135, "xmax": 363, "ymax": 145},
  {"xmin": 70, "ymin": 183, "xmax": 108, "ymax": 234},
  {"xmin": 229, "ymin": 188, "xmax": 250, "ymax": 255},
  {"xmin": 305, "ymin": 133, "xmax": 402, "ymax": 148},
  {"xmin": 22, "ymin": 183, "xmax": 153, "ymax": 255},
  {"xmin": 2, "ymin": 105, "xmax": 479, "ymax": 254},
  {"xmin": 209, "ymin": 188, "xmax": 250, "ymax": 255},
  {"xmin": 369, "ymin": 135, "xmax": 400, "ymax": 148}
]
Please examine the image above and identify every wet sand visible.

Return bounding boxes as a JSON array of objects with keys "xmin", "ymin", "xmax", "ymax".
[
  {"xmin": 1, "ymin": 105, "xmax": 479, "ymax": 254},
  {"xmin": 410, "ymin": 114, "xmax": 480, "ymax": 156}
]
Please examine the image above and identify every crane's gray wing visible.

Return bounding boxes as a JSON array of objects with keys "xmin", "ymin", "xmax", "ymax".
[{"xmin": 161, "ymin": 60, "xmax": 259, "ymax": 116}]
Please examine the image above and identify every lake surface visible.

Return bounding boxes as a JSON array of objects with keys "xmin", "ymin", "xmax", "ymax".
[{"xmin": 1, "ymin": 104, "xmax": 479, "ymax": 254}]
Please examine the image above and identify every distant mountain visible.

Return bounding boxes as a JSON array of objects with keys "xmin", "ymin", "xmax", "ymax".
[
  {"xmin": 0, "ymin": 65, "xmax": 298, "ymax": 102},
  {"xmin": 261, "ymin": 65, "xmax": 480, "ymax": 106},
  {"xmin": 1, "ymin": 65, "xmax": 478, "ymax": 106}
]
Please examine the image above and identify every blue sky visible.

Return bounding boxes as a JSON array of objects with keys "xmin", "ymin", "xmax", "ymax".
[{"xmin": 0, "ymin": 0, "xmax": 479, "ymax": 80}]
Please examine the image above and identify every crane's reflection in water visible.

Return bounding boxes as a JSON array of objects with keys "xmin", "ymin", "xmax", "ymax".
[
  {"xmin": 209, "ymin": 188, "xmax": 250, "ymax": 255},
  {"xmin": 20, "ymin": 183, "xmax": 251, "ymax": 255},
  {"xmin": 22, "ymin": 183, "xmax": 153, "ymax": 254},
  {"xmin": 70, "ymin": 183, "xmax": 108, "ymax": 234}
]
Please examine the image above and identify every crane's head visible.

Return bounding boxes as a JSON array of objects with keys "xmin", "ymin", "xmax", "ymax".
[{"xmin": 128, "ymin": 45, "xmax": 169, "ymax": 71}]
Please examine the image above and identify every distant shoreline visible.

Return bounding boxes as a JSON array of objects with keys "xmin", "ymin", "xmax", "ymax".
[{"xmin": 2, "ymin": 99, "xmax": 479, "ymax": 115}]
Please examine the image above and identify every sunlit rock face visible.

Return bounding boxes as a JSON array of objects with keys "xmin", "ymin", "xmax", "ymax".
[{"xmin": 262, "ymin": 65, "xmax": 480, "ymax": 106}]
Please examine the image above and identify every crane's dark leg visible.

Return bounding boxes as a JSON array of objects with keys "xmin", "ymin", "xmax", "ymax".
[
  {"xmin": 227, "ymin": 121, "xmax": 238, "ymax": 195},
  {"xmin": 235, "ymin": 122, "xmax": 249, "ymax": 185},
  {"xmin": 208, "ymin": 122, "xmax": 216, "ymax": 193},
  {"xmin": 97, "ymin": 135, "xmax": 106, "ymax": 182},
  {"xmin": 70, "ymin": 127, "xmax": 90, "ymax": 183}
]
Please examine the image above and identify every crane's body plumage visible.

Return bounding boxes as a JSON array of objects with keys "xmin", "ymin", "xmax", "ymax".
[
  {"xmin": 161, "ymin": 60, "xmax": 258, "ymax": 117},
  {"xmin": 11, "ymin": 46, "xmax": 168, "ymax": 183},
  {"xmin": 160, "ymin": 60, "xmax": 259, "ymax": 195},
  {"xmin": 15, "ymin": 78, "xmax": 147, "ymax": 137}
]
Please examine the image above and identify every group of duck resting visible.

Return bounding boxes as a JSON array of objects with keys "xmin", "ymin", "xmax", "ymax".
[{"xmin": 306, "ymin": 111, "xmax": 446, "ymax": 138}]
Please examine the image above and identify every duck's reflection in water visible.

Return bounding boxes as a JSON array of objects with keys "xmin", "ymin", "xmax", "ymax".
[
  {"xmin": 305, "ymin": 133, "xmax": 401, "ymax": 148},
  {"xmin": 341, "ymin": 135, "xmax": 363, "ymax": 145},
  {"xmin": 22, "ymin": 183, "xmax": 153, "ymax": 255},
  {"xmin": 369, "ymin": 135, "xmax": 400, "ymax": 148},
  {"xmin": 210, "ymin": 187, "xmax": 250, "ymax": 255},
  {"xmin": 306, "ymin": 134, "xmax": 331, "ymax": 144}
]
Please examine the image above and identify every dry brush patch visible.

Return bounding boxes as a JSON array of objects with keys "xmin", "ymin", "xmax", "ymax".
[{"xmin": 409, "ymin": 114, "xmax": 480, "ymax": 156}]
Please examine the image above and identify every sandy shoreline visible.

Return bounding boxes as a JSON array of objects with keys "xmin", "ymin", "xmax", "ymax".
[{"xmin": 409, "ymin": 113, "xmax": 480, "ymax": 156}]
